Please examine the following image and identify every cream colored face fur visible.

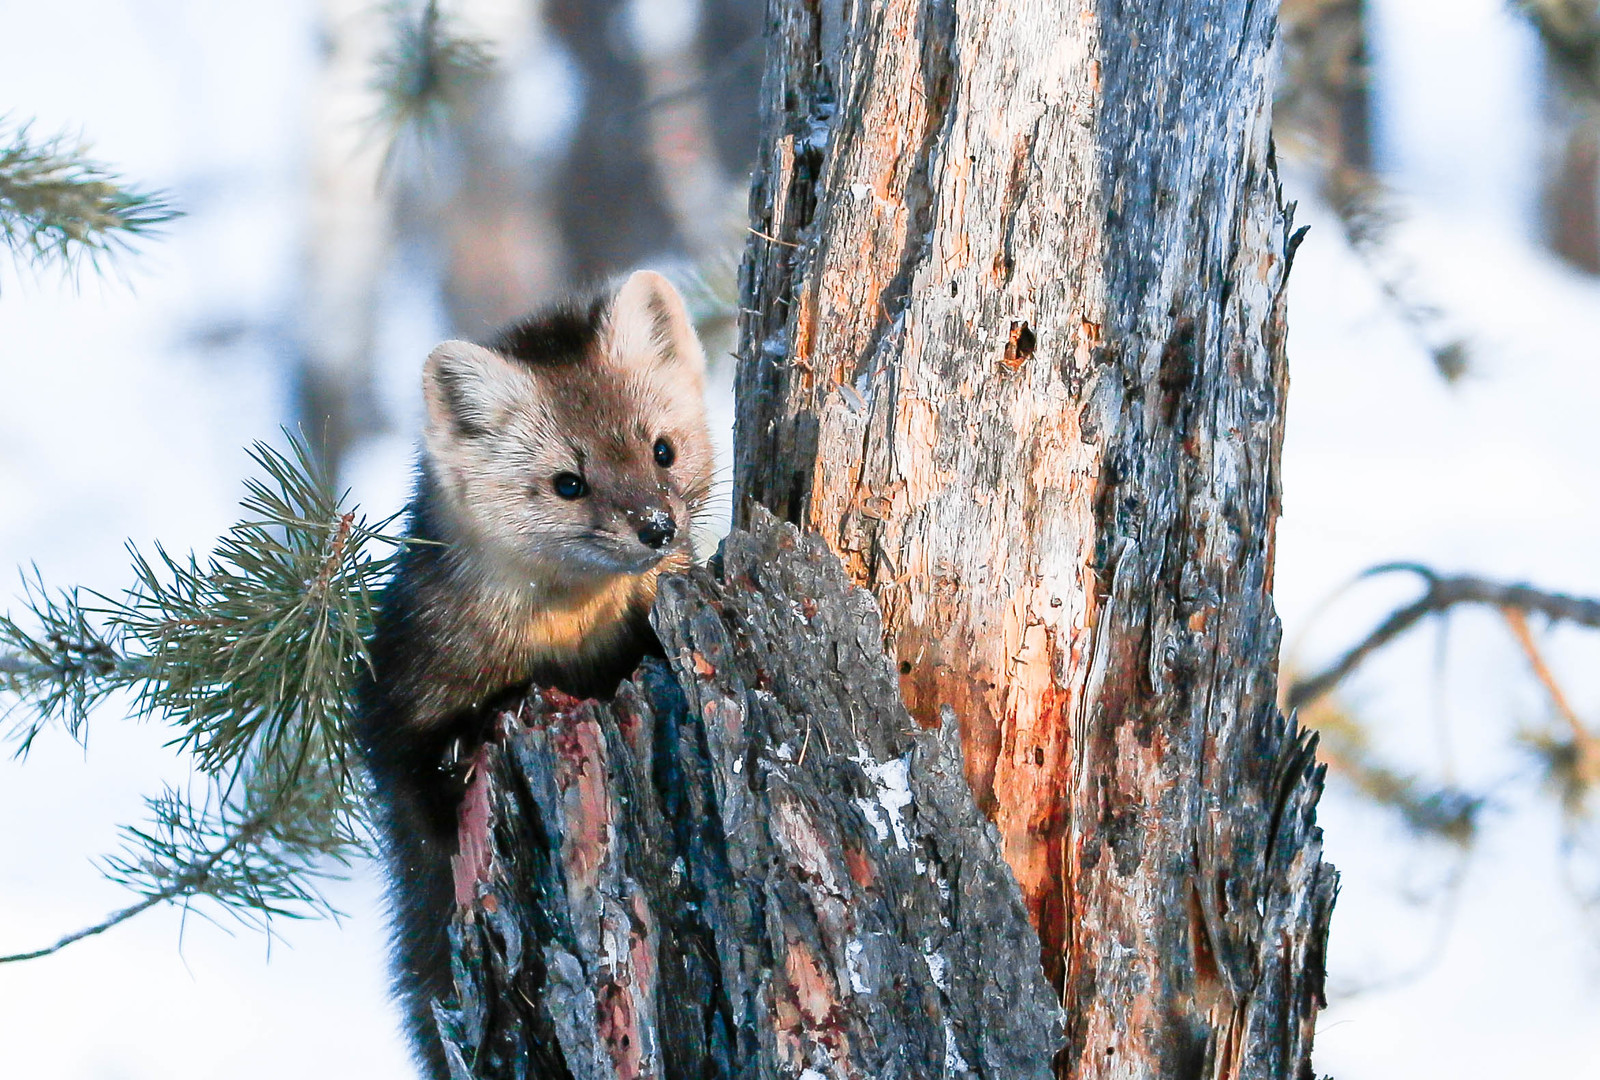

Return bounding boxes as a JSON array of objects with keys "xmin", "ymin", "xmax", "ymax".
[{"xmin": 420, "ymin": 271, "xmax": 714, "ymax": 593}]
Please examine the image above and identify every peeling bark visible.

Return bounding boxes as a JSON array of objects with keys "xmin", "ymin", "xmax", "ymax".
[
  {"xmin": 435, "ymin": 513, "xmax": 1062, "ymax": 1078},
  {"xmin": 732, "ymin": 1, "xmax": 1335, "ymax": 1077}
]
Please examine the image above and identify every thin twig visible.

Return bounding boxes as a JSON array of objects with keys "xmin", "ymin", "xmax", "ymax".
[
  {"xmin": 1500, "ymin": 606, "xmax": 1600, "ymax": 782},
  {"xmin": 0, "ymin": 810, "xmax": 269, "ymax": 964},
  {"xmin": 748, "ymin": 226, "xmax": 800, "ymax": 248},
  {"xmin": 1287, "ymin": 563, "xmax": 1600, "ymax": 710},
  {"xmin": 0, "ymin": 890, "xmax": 178, "ymax": 964}
]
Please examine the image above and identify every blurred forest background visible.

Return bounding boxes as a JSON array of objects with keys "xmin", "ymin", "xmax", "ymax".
[{"xmin": 3, "ymin": 0, "xmax": 1600, "ymax": 1077}]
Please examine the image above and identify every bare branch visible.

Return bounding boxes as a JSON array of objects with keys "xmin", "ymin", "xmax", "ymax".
[
  {"xmin": 0, "ymin": 892, "xmax": 177, "ymax": 965},
  {"xmin": 1287, "ymin": 563, "xmax": 1600, "ymax": 710}
]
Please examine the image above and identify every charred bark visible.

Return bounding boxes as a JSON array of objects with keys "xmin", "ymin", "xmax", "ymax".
[{"xmin": 434, "ymin": 512, "xmax": 1062, "ymax": 1078}]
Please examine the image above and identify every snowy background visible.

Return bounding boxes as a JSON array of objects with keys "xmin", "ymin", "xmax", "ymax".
[{"xmin": 2, "ymin": 0, "xmax": 1598, "ymax": 1076}]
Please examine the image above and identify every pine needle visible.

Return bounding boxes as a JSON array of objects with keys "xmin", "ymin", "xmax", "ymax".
[
  {"xmin": 370, "ymin": 0, "xmax": 494, "ymax": 173},
  {"xmin": 109, "ymin": 436, "xmax": 401, "ymax": 802},
  {"xmin": 0, "ymin": 432, "xmax": 404, "ymax": 957},
  {"xmin": 0, "ymin": 118, "xmax": 179, "ymax": 277},
  {"xmin": 0, "ymin": 572, "xmax": 138, "ymax": 754}
]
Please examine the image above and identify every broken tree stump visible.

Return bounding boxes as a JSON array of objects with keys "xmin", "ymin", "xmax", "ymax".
[{"xmin": 433, "ymin": 511, "xmax": 1063, "ymax": 1079}]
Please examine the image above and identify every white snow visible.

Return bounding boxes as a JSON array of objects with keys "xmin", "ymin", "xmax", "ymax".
[
  {"xmin": 1, "ymin": 1, "xmax": 1598, "ymax": 1078},
  {"xmin": 853, "ymin": 752, "xmax": 913, "ymax": 851}
]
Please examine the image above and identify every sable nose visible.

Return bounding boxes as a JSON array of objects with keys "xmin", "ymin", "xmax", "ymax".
[{"xmin": 636, "ymin": 510, "xmax": 676, "ymax": 550}]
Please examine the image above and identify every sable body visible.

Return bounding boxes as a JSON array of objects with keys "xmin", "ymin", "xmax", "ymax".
[{"xmin": 354, "ymin": 272, "xmax": 713, "ymax": 1080}]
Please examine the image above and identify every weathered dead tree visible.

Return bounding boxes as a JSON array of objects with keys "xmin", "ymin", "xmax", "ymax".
[
  {"xmin": 733, "ymin": 0, "xmax": 1335, "ymax": 1076},
  {"xmin": 437, "ymin": 1, "xmax": 1335, "ymax": 1077}
]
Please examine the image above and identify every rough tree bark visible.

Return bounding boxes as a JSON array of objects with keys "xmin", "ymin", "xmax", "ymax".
[
  {"xmin": 733, "ymin": 0, "xmax": 1335, "ymax": 1076},
  {"xmin": 437, "ymin": 516, "xmax": 1063, "ymax": 1078},
  {"xmin": 437, "ymin": 1, "xmax": 1335, "ymax": 1078}
]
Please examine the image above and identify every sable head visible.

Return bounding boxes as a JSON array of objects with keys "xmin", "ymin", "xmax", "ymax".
[{"xmin": 420, "ymin": 270, "xmax": 714, "ymax": 588}]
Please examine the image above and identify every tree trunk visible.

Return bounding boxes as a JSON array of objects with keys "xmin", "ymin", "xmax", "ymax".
[
  {"xmin": 1276, "ymin": 0, "xmax": 1371, "ymax": 179},
  {"xmin": 1525, "ymin": 0, "xmax": 1600, "ymax": 275},
  {"xmin": 543, "ymin": 0, "xmax": 686, "ymax": 281},
  {"xmin": 733, "ymin": 0, "xmax": 1335, "ymax": 1076},
  {"xmin": 438, "ymin": 1, "xmax": 1335, "ymax": 1077},
  {"xmin": 436, "ymin": 514, "xmax": 1063, "ymax": 1078},
  {"xmin": 428, "ymin": 0, "xmax": 575, "ymax": 338},
  {"xmin": 1540, "ymin": 80, "xmax": 1600, "ymax": 276},
  {"xmin": 297, "ymin": 0, "xmax": 394, "ymax": 476}
]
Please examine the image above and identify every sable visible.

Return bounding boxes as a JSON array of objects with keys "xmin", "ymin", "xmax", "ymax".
[{"xmin": 354, "ymin": 270, "xmax": 715, "ymax": 1080}]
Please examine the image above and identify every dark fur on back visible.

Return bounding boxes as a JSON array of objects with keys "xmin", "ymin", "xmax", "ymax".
[
  {"xmin": 354, "ymin": 470, "xmax": 655, "ymax": 1080},
  {"xmin": 353, "ymin": 273, "xmax": 713, "ymax": 1080}
]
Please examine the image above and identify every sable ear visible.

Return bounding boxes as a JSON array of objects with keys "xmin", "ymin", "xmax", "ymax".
[
  {"xmin": 422, "ymin": 340, "xmax": 528, "ymax": 438},
  {"xmin": 608, "ymin": 270, "xmax": 706, "ymax": 381}
]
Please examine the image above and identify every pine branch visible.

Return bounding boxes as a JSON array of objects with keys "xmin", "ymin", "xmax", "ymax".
[
  {"xmin": 110, "ymin": 437, "xmax": 401, "ymax": 800},
  {"xmin": 1, "ymin": 433, "xmax": 403, "ymax": 955},
  {"xmin": 103, "ymin": 770, "xmax": 362, "ymax": 928},
  {"xmin": 1, "ymin": 765, "xmax": 362, "ymax": 965},
  {"xmin": 0, "ymin": 885, "xmax": 185, "ymax": 964},
  {"xmin": 0, "ymin": 574, "xmax": 142, "ymax": 754},
  {"xmin": 0, "ymin": 802, "xmax": 279, "ymax": 965},
  {"xmin": 371, "ymin": 0, "xmax": 494, "ymax": 170},
  {"xmin": 0, "ymin": 119, "xmax": 179, "ymax": 275}
]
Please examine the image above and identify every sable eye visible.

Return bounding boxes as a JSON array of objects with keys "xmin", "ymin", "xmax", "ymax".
[
  {"xmin": 551, "ymin": 472, "xmax": 589, "ymax": 499},
  {"xmin": 653, "ymin": 438, "xmax": 676, "ymax": 468}
]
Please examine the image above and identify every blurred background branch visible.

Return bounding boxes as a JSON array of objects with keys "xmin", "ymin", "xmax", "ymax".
[
  {"xmin": 1288, "ymin": 563, "xmax": 1600, "ymax": 710},
  {"xmin": 0, "ymin": 119, "xmax": 178, "ymax": 277},
  {"xmin": 1277, "ymin": 0, "xmax": 1473, "ymax": 380}
]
